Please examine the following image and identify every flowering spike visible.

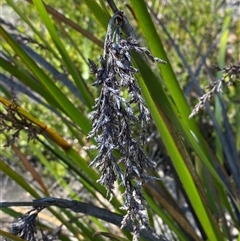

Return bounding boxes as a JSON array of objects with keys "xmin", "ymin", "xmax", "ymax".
[{"xmin": 87, "ymin": 11, "xmax": 166, "ymax": 241}]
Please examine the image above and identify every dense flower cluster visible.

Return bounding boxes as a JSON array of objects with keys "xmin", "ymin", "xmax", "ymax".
[
  {"xmin": 3, "ymin": 206, "xmax": 62, "ymax": 241},
  {"xmin": 3, "ymin": 208, "xmax": 41, "ymax": 241},
  {"xmin": 86, "ymin": 11, "xmax": 166, "ymax": 240}
]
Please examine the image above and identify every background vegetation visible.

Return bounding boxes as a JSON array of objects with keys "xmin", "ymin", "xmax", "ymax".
[{"xmin": 0, "ymin": 0, "xmax": 239, "ymax": 241}]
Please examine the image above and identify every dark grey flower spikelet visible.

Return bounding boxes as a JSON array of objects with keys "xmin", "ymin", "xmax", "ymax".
[
  {"xmin": 189, "ymin": 64, "xmax": 240, "ymax": 118},
  {"xmin": 3, "ymin": 206, "xmax": 61, "ymax": 241},
  {"xmin": 3, "ymin": 207, "xmax": 43, "ymax": 241},
  {"xmin": 86, "ymin": 11, "xmax": 166, "ymax": 241}
]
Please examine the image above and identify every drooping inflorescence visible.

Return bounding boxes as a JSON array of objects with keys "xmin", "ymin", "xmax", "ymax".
[
  {"xmin": 86, "ymin": 11, "xmax": 166, "ymax": 241},
  {"xmin": 189, "ymin": 64, "xmax": 240, "ymax": 118}
]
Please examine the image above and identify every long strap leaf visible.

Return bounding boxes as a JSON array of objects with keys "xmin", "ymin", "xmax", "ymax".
[{"xmin": 0, "ymin": 26, "xmax": 91, "ymax": 134}]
